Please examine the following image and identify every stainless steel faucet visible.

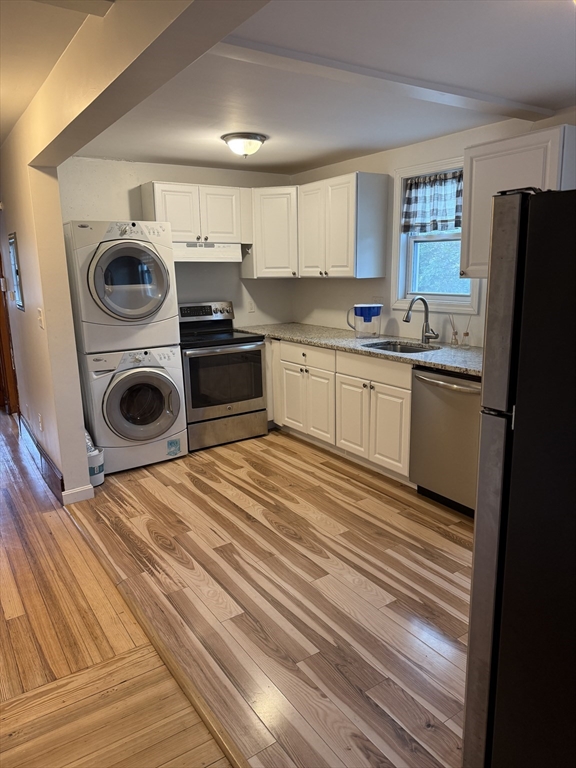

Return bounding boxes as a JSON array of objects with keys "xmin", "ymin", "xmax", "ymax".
[{"xmin": 402, "ymin": 296, "xmax": 440, "ymax": 344}]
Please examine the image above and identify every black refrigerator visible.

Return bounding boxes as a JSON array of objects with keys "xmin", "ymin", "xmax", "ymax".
[{"xmin": 463, "ymin": 189, "xmax": 575, "ymax": 768}]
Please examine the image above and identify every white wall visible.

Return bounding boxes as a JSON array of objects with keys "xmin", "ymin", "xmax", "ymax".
[
  {"xmin": 57, "ymin": 156, "xmax": 296, "ymax": 326},
  {"xmin": 288, "ymin": 111, "xmax": 576, "ymax": 344},
  {"xmin": 288, "ymin": 118, "xmax": 543, "ymax": 346},
  {"xmin": 57, "ymin": 156, "xmax": 291, "ymax": 220},
  {"xmin": 0, "ymin": 0, "xmax": 269, "ymax": 501},
  {"xmin": 59, "ymin": 113, "xmax": 575, "ymax": 346}
]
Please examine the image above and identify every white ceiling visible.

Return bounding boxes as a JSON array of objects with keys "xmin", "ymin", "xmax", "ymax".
[
  {"xmin": 2, "ymin": 1, "xmax": 574, "ymax": 171},
  {"xmin": 0, "ymin": 0, "xmax": 89, "ymax": 143},
  {"xmin": 76, "ymin": 0, "xmax": 576, "ymax": 174}
]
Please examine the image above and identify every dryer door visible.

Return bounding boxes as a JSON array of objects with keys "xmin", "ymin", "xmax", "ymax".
[
  {"xmin": 103, "ymin": 368, "xmax": 180, "ymax": 441},
  {"xmin": 88, "ymin": 240, "xmax": 169, "ymax": 321}
]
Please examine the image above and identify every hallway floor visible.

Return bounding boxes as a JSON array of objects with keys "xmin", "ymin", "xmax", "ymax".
[{"xmin": 0, "ymin": 412, "xmax": 230, "ymax": 768}]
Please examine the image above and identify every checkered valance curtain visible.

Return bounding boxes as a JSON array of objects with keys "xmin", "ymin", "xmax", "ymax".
[{"xmin": 401, "ymin": 170, "xmax": 463, "ymax": 233}]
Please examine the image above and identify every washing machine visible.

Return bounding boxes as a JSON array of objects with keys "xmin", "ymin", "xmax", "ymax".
[
  {"xmin": 64, "ymin": 220, "xmax": 179, "ymax": 353},
  {"xmin": 80, "ymin": 345, "xmax": 187, "ymax": 474}
]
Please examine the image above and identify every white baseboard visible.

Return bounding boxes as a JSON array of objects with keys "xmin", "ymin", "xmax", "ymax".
[{"xmin": 62, "ymin": 484, "xmax": 94, "ymax": 504}]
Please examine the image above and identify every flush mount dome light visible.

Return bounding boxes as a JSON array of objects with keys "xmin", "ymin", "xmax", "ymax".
[{"xmin": 221, "ymin": 132, "xmax": 267, "ymax": 158}]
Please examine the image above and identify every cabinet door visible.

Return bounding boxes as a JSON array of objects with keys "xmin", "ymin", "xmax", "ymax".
[
  {"xmin": 325, "ymin": 174, "xmax": 356, "ymax": 277},
  {"xmin": 299, "ymin": 182, "xmax": 326, "ymax": 277},
  {"xmin": 369, "ymin": 382, "xmax": 411, "ymax": 476},
  {"xmin": 153, "ymin": 184, "xmax": 201, "ymax": 241},
  {"xmin": 280, "ymin": 361, "xmax": 306, "ymax": 432},
  {"xmin": 461, "ymin": 128, "xmax": 563, "ymax": 278},
  {"xmin": 336, "ymin": 374, "xmax": 370, "ymax": 458},
  {"xmin": 306, "ymin": 367, "xmax": 335, "ymax": 445},
  {"xmin": 199, "ymin": 187, "xmax": 242, "ymax": 243},
  {"xmin": 253, "ymin": 187, "xmax": 298, "ymax": 277}
]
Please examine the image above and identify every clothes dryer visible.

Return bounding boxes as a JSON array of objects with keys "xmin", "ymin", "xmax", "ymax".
[
  {"xmin": 64, "ymin": 220, "xmax": 178, "ymax": 353},
  {"xmin": 80, "ymin": 345, "xmax": 187, "ymax": 474}
]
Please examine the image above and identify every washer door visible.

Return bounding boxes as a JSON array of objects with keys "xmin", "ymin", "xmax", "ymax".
[
  {"xmin": 88, "ymin": 240, "xmax": 169, "ymax": 321},
  {"xmin": 103, "ymin": 368, "xmax": 180, "ymax": 442}
]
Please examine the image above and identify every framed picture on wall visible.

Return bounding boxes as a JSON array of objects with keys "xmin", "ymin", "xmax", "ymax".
[{"xmin": 8, "ymin": 232, "xmax": 24, "ymax": 311}]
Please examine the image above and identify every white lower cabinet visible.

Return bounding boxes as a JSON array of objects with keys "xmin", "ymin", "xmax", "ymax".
[
  {"xmin": 335, "ymin": 353, "xmax": 412, "ymax": 477},
  {"xmin": 306, "ymin": 367, "xmax": 336, "ymax": 443},
  {"xmin": 369, "ymin": 381, "xmax": 411, "ymax": 476},
  {"xmin": 336, "ymin": 373, "xmax": 370, "ymax": 458},
  {"xmin": 280, "ymin": 361, "xmax": 335, "ymax": 445},
  {"xmin": 278, "ymin": 342, "xmax": 336, "ymax": 445},
  {"xmin": 281, "ymin": 362, "xmax": 307, "ymax": 432},
  {"xmin": 276, "ymin": 344, "xmax": 411, "ymax": 474}
]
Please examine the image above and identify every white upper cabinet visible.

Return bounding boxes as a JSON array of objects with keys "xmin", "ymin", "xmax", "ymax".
[
  {"xmin": 298, "ymin": 172, "xmax": 388, "ymax": 278},
  {"xmin": 198, "ymin": 186, "xmax": 242, "ymax": 243},
  {"xmin": 325, "ymin": 175, "xmax": 356, "ymax": 276},
  {"xmin": 141, "ymin": 182, "xmax": 244, "ymax": 243},
  {"xmin": 246, "ymin": 187, "xmax": 299, "ymax": 278},
  {"xmin": 298, "ymin": 182, "xmax": 326, "ymax": 277},
  {"xmin": 461, "ymin": 125, "xmax": 576, "ymax": 278}
]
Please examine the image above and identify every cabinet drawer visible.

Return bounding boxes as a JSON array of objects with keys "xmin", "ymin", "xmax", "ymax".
[
  {"xmin": 280, "ymin": 341, "xmax": 336, "ymax": 371},
  {"xmin": 336, "ymin": 351, "xmax": 411, "ymax": 389}
]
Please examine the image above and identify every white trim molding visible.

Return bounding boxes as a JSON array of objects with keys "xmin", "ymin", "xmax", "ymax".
[
  {"xmin": 63, "ymin": 484, "xmax": 95, "ymax": 504},
  {"xmin": 391, "ymin": 156, "xmax": 481, "ymax": 315}
]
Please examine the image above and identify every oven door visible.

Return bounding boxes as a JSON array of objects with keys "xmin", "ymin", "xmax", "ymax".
[{"xmin": 183, "ymin": 342, "xmax": 266, "ymax": 423}]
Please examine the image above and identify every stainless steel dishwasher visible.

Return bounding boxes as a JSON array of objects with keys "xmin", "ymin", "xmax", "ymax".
[{"xmin": 410, "ymin": 366, "xmax": 481, "ymax": 513}]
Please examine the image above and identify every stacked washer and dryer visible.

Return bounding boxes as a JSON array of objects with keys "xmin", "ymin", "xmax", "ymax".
[{"xmin": 64, "ymin": 220, "xmax": 187, "ymax": 474}]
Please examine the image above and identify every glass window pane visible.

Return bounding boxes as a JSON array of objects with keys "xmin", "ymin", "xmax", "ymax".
[{"xmin": 411, "ymin": 239, "xmax": 470, "ymax": 295}]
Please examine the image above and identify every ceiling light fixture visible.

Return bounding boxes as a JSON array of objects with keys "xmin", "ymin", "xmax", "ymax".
[{"xmin": 221, "ymin": 132, "xmax": 267, "ymax": 158}]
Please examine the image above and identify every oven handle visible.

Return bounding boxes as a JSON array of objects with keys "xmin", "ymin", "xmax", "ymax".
[{"xmin": 183, "ymin": 342, "xmax": 265, "ymax": 358}]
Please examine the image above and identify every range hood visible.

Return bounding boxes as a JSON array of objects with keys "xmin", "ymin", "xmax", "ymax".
[{"xmin": 172, "ymin": 241, "xmax": 242, "ymax": 263}]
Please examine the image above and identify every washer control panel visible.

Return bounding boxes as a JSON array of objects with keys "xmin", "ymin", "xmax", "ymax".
[{"xmin": 179, "ymin": 301, "xmax": 235, "ymax": 322}]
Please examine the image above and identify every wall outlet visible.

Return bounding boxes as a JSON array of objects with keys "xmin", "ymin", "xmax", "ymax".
[
  {"xmin": 248, "ymin": 299, "xmax": 256, "ymax": 314},
  {"xmin": 37, "ymin": 413, "xmax": 43, "ymax": 432},
  {"xmin": 37, "ymin": 307, "xmax": 45, "ymax": 330}
]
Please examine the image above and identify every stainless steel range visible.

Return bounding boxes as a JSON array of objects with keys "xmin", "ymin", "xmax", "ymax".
[{"xmin": 179, "ymin": 301, "xmax": 267, "ymax": 451}]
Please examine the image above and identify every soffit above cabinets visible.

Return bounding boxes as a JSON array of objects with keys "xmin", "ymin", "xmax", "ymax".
[{"xmin": 73, "ymin": 0, "xmax": 576, "ymax": 173}]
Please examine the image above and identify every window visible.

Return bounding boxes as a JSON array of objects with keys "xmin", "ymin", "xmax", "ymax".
[
  {"xmin": 8, "ymin": 232, "xmax": 24, "ymax": 311},
  {"xmin": 392, "ymin": 160, "xmax": 479, "ymax": 314}
]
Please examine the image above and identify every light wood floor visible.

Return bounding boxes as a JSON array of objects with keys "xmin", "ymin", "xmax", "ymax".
[
  {"xmin": 69, "ymin": 430, "xmax": 473, "ymax": 768},
  {"xmin": 0, "ymin": 412, "xmax": 230, "ymax": 768}
]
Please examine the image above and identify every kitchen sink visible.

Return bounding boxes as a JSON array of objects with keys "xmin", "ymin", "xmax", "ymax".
[{"xmin": 363, "ymin": 340, "xmax": 441, "ymax": 354}]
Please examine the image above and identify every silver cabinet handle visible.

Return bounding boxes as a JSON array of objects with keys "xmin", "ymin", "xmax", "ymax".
[{"xmin": 414, "ymin": 373, "xmax": 481, "ymax": 394}]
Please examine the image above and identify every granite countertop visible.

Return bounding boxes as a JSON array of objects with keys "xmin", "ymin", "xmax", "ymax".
[{"xmin": 238, "ymin": 322, "xmax": 483, "ymax": 376}]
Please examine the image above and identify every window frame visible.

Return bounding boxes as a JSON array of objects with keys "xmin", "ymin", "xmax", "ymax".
[
  {"xmin": 391, "ymin": 158, "xmax": 480, "ymax": 315},
  {"xmin": 8, "ymin": 232, "xmax": 24, "ymax": 312}
]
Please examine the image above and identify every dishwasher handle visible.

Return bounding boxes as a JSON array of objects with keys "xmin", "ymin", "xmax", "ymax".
[{"xmin": 414, "ymin": 373, "xmax": 481, "ymax": 394}]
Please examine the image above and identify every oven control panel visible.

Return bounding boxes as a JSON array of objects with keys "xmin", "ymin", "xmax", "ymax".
[{"xmin": 179, "ymin": 301, "xmax": 235, "ymax": 321}]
